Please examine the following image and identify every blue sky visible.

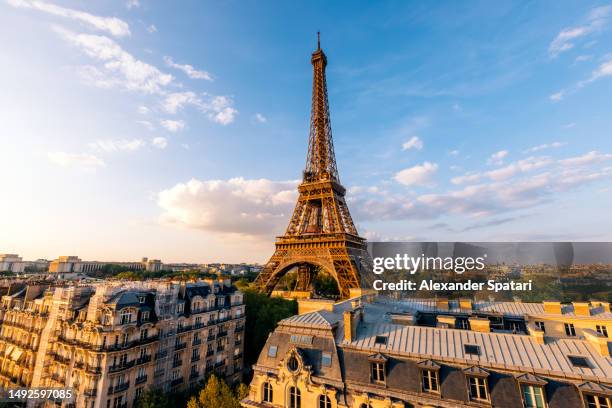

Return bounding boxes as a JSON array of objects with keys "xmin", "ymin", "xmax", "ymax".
[{"xmin": 1, "ymin": 1, "xmax": 612, "ymax": 263}]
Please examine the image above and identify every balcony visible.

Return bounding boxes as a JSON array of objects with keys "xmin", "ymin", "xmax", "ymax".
[
  {"xmin": 235, "ymin": 326, "xmax": 244, "ymax": 333},
  {"xmin": 234, "ymin": 340, "xmax": 242, "ymax": 346},
  {"xmin": 86, "ymin": 365, "xmax": 102, "ymax": 375},
  {"xmin": 108, "ymin": 360, "xmax": 135, "ymax": 373},
  {"xmin": 155, "ymin": 350, "xmax": 168, "ymax": 360},
  {"xmin": 233, "ymin": 353, "xmax": 242, "ymax": 360},
  {"xmin": 206, "ymin": 350, "xmax": 214, "ymax": 357},
  {"xmin": 215, "ymin": 360, "xmax": 225, "ymax": 368},
  {"xmin": 217, "ymin": 331, "xmax": 228, "ymax": 338},
  {"xmin": 154, "ymin": 369, "xmax": 164, "ymax": 378},
  {"xmin": 108, "ymin": 381, "xmax": 130, "ymax": 394},
  {"xmin": 136, "ymin": 355, "xmax": 152, "ymax": 365},
  {"xmin": 135, "ymin": 375, "xmax": 148, "ymax": 385},
  {"xmin": 194, "ymin": 322, "xmax": 205, "ymax": 329},
  {"xmin": 170, "ymin": 377, "xmax": 184, "ymax": 387},
  {"xmin": 207, "ymin": 335, "xmax": 215, "ymax": 341},
  {"xmin": 172, "ymin": 359, "xmax": 183, "ymax": 368},
  {"xmin": 174, "ymin": 342, "xmax": 187, "ymax": 351},
  {"xmin": 84, "ymin": 388, "xmax": 97, "ymax": 397},
  {"xmin": 191, "ymin": 355, "xmax": 200, "ymax": 362},
  {"xmin": 189, "ymin": 371, "xmax": 199, "ymax": 380},
  {"xmin": 192, "ymin": 338, "xmax": 202, "ymax": 346}
]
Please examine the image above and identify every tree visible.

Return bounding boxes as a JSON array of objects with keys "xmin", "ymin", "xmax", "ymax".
[
  {"xmin": 187, "ymin": 375, "xmax": 241, "ymax": 408},
  {"xmin": 134, "ymin": 389, "xmax": 170, "ymax": 408}
]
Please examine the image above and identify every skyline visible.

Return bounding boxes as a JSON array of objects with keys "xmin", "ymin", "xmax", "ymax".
[{"xmin": 2, "ymin": 1, "xmax": 612, "ymax": 263}]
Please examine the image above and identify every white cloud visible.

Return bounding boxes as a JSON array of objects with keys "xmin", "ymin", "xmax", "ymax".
[
  {"xmin": 137, "ymin": 106, "xmax": 150, "ymax": 115},
  {"xmin": 126, "ymin": 0, "xmax": 139, "ymax": 9},
  {"xmin": 549, "ymin": 91, "xmax": 564, "ymax": 102},
  {"xmin": 523, "ymin": 141, "xmax": 566, "ymax": 153},
  {"xmin": 152, "ymin": 137, "xmax": 167, "ymax": 149},
  {"xmin": 562, "ymin": 123, "xmax": 576, "ymax": 129},
  {"xmin": 254, "ymin": 113, "xmax": 267, "ymax": 123},
  {"xmin": 89, "ymin": 138, "xmax": 145, "ymax": 152},
  {"xmin": 549, "ymin": 5, "xmax": 611, "ymax": 57},
  {"xmin": 54, "ymin": 27, "xmax": 173, "ymax": 94},
  {"xmin": 157, "ymin": 178, "xmax": 298, "ymax": 236},
  {"xmin": 451, "ymin": 173, "xmax": 481, "ymax": 185},
  {"xmin": 163, "ymin": 56, "xmax": 212, "ymax": 81},
  {"xmin": 146, "ymin": 24, "xmax": 157, "ymax": 33},
  {"xmin": 160, "ymin": 119, "xmax": 185, "ymax": 132},
  {"xmin": 575, "ymin": 55, "xmax": 592, "ymax": 62},
  {"xmin": 7, "ymin": 0, "xmax": 130, "ymax": 37},
  {"xmin": 161, "ymin": 92, "xmax": 237, "ymax": 125},
  {"xmin": 558, "ymin": 150, "xmax": 612, "ymax": 166},
  {"xmin": 487, "ymin": 150, "xmax": 508, "ymax": 165},
  {"xmin": 394, "ymin": 162, "xmax": 438, "ymax": 187},
  {"xmin": 47, "ymin": 151, "xmax": 105, "ymax": 169},
  {"xmin": 486, "ymin": 156, "xmax": 553, "ymax": 181},
  {"xmin": 401, "ymin": 136, "xmax": 423, "ymax": 151},
  {"xmin": 136, "ymin": 120, "xmax": 155, "ymax": 130},
  {"xmin": 448, "ymin": 150, "xmax": 460, "ymax": 156},
  {"xmin": 580, "ymin": 59, "xmax": 612, "ymax": 85}
]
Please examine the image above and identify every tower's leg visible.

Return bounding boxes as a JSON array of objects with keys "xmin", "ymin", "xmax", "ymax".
[{"xmin": 295, "ymin": 264, "xmax": 314, "ymax": 291}]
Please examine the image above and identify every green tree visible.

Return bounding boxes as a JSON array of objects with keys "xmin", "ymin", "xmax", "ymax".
[
  {"xmin": 187, "ymin": 375, "xmax": 241, "ymax": 408},
  {"xmin": 134, "ymin": 388, "xmax": 170, "ymax": 408}
]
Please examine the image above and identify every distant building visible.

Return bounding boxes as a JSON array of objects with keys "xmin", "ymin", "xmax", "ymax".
[
  {"xmin": 0, "ymin": 279, "xmax": 245, "ymax": 408},
  {"xmin": 243, "ymin": 296, "xmax": 611, "ymax": 408},
  {"xmin": 0, "ymin": 254, "xmax": 25, "ymax": 273},
  {"xmin": 48, "ymin": 256, "xmax": 164, "ymax": 274}
]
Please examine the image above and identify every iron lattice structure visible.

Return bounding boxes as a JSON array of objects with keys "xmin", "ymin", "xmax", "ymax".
[{"xmin": 256, "ymin": 35, "xmax": 371, "ymax": 299}]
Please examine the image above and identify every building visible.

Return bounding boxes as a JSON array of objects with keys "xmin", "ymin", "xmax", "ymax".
[
  {"xmin": 242, "ymin": 295, "xmax": 612, "ymax": 408},
  {"xmin": 48, "ymin": 256, "xmax": 164, "ymax": 274},
  {"xmin": 0, "ymin": 254, "xmax": 25, "ymax": 273},
  {"xmin": 0, "ymin": 279, "xmax": 245, "ymax": 408}
]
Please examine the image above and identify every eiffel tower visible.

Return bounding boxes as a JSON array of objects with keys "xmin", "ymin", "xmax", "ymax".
[{"xmin": 256, "ymin": 34, "xmax": 371, "ymax": 299}]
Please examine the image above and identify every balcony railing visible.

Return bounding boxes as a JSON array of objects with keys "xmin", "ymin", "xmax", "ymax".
[
  {"xmin": 135, "ymin": 375, "xmax": 148, "ymax": 385},
  {"xmin": 136, "ymin": 355, "xmax": 152, "ymax": 365},
  {"xmin": 84, "ymin": 388, "xmax": 97, "ymax": 397},
  {"xmin": 108, "ymin": 381, "xmax": 130, "ymax": 394},
  {"xmin": 172, "ymin": 359, "xmax": 183, "ymax": 368},
  {"xmin": 170, "ymin": 377, "xmax": 184, "ymax": 387},
  {"xmin": 155, "ymin": 350, "xmax": 168, "ymax": 360},
  {"xmin": 108, "ymin": 360, "xmax": 135, "ymax": 373},
  {"xmin": 191, "ymin": 355, "xmax": 200, "ymax": 362},
  {"xmin": 174, "ymin": 342, "xmax": 187, "ymax": 351},
  {"xmin": 192, "ymin": 338, "xmax": 202, "ymax": 346}
]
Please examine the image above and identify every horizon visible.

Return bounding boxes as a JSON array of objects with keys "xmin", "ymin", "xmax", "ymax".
[{"xmin": 2, "ymin": 1, "xmax": 612, "ymax": 263}]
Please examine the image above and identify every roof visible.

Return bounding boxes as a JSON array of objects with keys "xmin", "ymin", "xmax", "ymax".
[{"xmin": 281, "ymin": 310, "xmax": 338, "ymax": 329}]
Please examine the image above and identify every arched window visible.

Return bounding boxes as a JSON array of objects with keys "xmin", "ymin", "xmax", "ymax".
[
  {"xmin": 359, "ymin": 404, "xmax": 372, "ymax": 408},
  {"xmin": 318, "ymin": 394, "xmax": 331, "ymax": 408},
  {"xmin": 287, "ymin": 355, "xmax": 299, "ymax": 372},
  {"xmin": 262, "ymin": 382, "xmax": 273, "ymax": 403},
  {"xmin": 288, "ymin": 386, "xmax": 301, "ymax": 408}
]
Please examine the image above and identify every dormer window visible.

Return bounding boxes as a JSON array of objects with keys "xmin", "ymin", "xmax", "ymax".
[
  {"xmin": 120, "ymin": 310, "xmax": 132, "ymax": 325},
  {"xmin": 584, "ymin": 394, "xmax": 610, "ymax": 408},
  {"xmin": 468, "ymin": 376, "xmax": 489, "ymax": 401},
  {"xmin": 422, "ymin": 369, "xmax": 439, "ymax": 393},
  {"xmin": 368, "ymin": 353, "xmax": 387, "ymax": 384},
  {"xmin": 564, "ymin": 323, "xmax": 576, "ymax": 337},
  {"xmin": 138, "ymin": 296, "xmax": 145, "ymax": 304},
  {"xmin": 287, "ymin": 355, "xmax": 299, "ymax": 372},
  {"xmin": 517, "ymin": 373, "xmax": 548, "ymax": 408},
  {"xmin": 596, "ymin": 325, "xmax": 608, "ymax": 337},
  {"xmin": 141, "ymin": 311, "xmax": 149, "ymax": 321}
]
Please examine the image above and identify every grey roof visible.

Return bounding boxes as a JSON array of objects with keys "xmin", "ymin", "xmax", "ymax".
[
  {"xmin": 281, "ymin": 310, "xmax": 338, "ymax": 329},
  {"xmin": 400, "ymin": 298, "xmax": 612, "ymax": 319}
]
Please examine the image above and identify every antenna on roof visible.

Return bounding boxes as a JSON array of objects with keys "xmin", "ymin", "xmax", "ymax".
[{"xmin": 317, "ymin": 31, "xmax": 321, "ymax": 50}]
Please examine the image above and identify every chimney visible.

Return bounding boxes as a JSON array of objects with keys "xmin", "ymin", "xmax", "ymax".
[
  {"xmin": 583, "ymin": 329, "xmax": 610, "ymax": 357},
  {"xmin": 527, "ymin": 323, "xmax": 545, "ymax": 344},
  {"xmin": 469, "ymin": 317, "xmax": 491, "ymax": 333},
  {"xmin": 436, "ymin": 315, "xmax": 456, "ymax": 329},
  {"xmin": 343, "ymin": 307, "xmax": 363, "ymax": 342},
  {"xmin": 543, "ymin": 301, "xmax": 562, "ymax": 314},
  {"xmin": 436, "ymin": 298, "xmax": 449, "ymax": 311},
  {"xmin": 572, "ymin": 302, "xmax": 591, "ymax": 317},
  {"xmin": 459, "ymin": 299, "xmax": 473, "ymax": 311}
]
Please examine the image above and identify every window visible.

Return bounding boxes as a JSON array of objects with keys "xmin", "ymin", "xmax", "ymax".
[
  {"xmin": 596, "ymin": 325, "xmax": 608, "ymax": 338},
  {"xmin": 321, "ymin": 352, "xmax": 332, "ymax": 367},
  {"xmin": 262, "ymin": 382, "xmax": 273, "ymax": 403},
  {"xmin": 568, "ymin": 355, "xmax": 590, "ymax": 368},
  {"xmin": 422, "ymin": 369, "xmax": 439, "ymax": 392},
  {"xmin": 135, "ymin": 387, "xmax": 144, "ymax": 398},
  {"xmin": 267, "ymin": 345, "xmax": 277, "ymax": 358},
  {"xmin": 459, "ymin": 319, "xmax": 470, "ymax": 330},
  {"xmin": 287, "ymin": 356, "xmax": 299, "ymax": 372},
  {"xmin": 521, "ymin": 384, "xmax": 546, "ymax": 408},
  {"xmin": 120, "ymin": 310, "xmax": 132, "ymax": 325},
  {"xmin": 565, "ymin": 323, "xmax": 576, "ymax": 337},
  {"xmin": 288, "ymin": 386, "xmax": 301, "ymax": 408},
  {"xmin": 585, "ymin": 394, "xmax": 611, "ymax": 408},
  {"xmin": 138, "ymin": 296, "xmax": 145, "ymax": 304},
  {"xmin": 468, "ymin": 376, "xmax": 489, "ymax": 401},
  {"xmin": 374, "ymin": 335, "xmax": 388, "ymax": 345},
  {"xmin": 371, "ymin": 362, "xmax": 385, "ymax": 383},
  {"xmin": 141, "ymin": 311, "xmax": 149, "ymax": 321},
  {"xmin": 535, "ymin": 321, "xmax": 545, "ymax": 332},
  {"xmin": 140, "ymin": 328, "xmax": 148, "ymax": 340},
  {"xmin": 509, "ymin": 321, "xmax": 523, "ymax": 332},
  {"xmin": 464, "ymin": 344, "xmax": 480, "ymax": 356},
  {"xmin": 318, "ymin": 394, "xmax": 331, "ymax": 408}
]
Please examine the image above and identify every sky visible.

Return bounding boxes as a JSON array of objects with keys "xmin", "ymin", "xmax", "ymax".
[{"xmin": 1, "ymin": 1, "xmax": 612, "ymax": 264}]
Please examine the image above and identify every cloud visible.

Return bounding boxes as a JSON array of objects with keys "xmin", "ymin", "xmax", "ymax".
[
  {"xmin": 157, "ymin": 178, "xmax": 298, "ymax": 236},
  {"xmin": 163, "ymin": 56, "xmax": 212, "ymax": 81},
  {"xmin": 136, "ymin": 120, "xmax": 155, "ymax": 130},
  {"xmin": 549, "ymin": 5, "xmax": 611, "ymax": 57},
  {"xmin": 7, "ymin": 0, "xmax": 130, "ymax": 37},
  {"xmin": 451, "ymin": 173, "xmax": 481, "ymax": 185},
  {"xmin": 580, "ymin": 59, "xmax": 612, "ymax": 85},
  {"xmin": 54, "ymin": 26, "xmax": 173, "ymax": 94},
  {"xmin": 523, "ymin": 141, "xmax": 566, "ymax": 153},
  {"xmin": 254, "ymin": 113, "xmax": 267, "ymax": 123},
  {"xmin": 126, "ymin": 0, "xmax": 139, "ymax": 9},
  {"xmin": 146, "ymin": 24, "xmax": 157, "ymax": 34},
  {"xmin": 161, "ymin": 92, "xmax": 238, "ymax": 125},
  {"xmin": 549, "ymin": 91, "xmax": 564, "ymax": 102},
  {"xmin": 401, "ymin": 136, "xmax": 423, "ymax": 151},
  {"xmin": 448, "ymin": 150, "xmax": 460, "ymax": 156},
  {"xmin": 89, "ymin": 138, "xmax": 145, "ymax": 152},
  {"xmin": 394, "ymin": 162, "xmax": 438, "ymax": 186},
  {"xmin": 558, "ymin": 150, "xmax": 612, "ymax": 166},
  {"xmin": 487, "ymin": 150, "xmax": 508, "ymax": 165},
  {"xmin": 152, "ymin": 137, "xmax": 167, "ymax": 149},
  {"xmin": 47, "ymin": 151, "xmax": 105, "ymax": 169},
  {"xmin": 160, "ymin": 119, "xmax": 185, "ymax": 132},
  {"xmin": 137, "ymin": 106, "xmax": 150, "ymax": 115}
]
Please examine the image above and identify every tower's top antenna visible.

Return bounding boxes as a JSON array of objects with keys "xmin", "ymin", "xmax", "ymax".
[{"xmin": 317, "ymin": 31, "xmax": 321, "ymax": 50}]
